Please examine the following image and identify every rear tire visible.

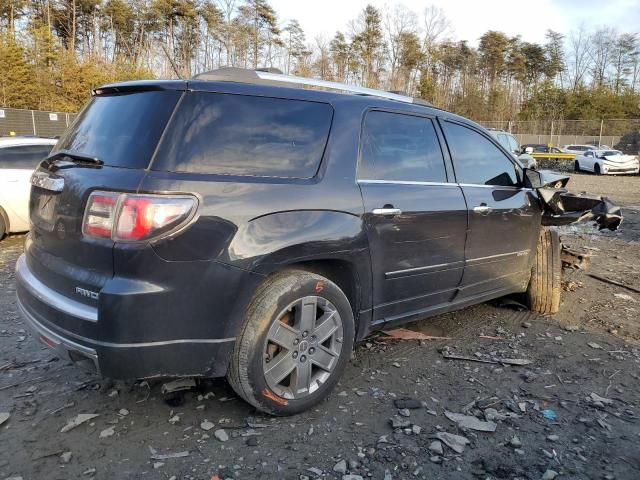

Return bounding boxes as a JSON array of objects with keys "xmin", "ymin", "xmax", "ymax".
[
  {"xmin": 525, "ymin": 227, "xmax": 561, "ymax": 315},
  {"xmin": 594, "ymin": 163, "xmax": 601, "ymax": 175},
  {"xmin": 227, "ymin": 270, "xmax": 355, "ymax": 415}
]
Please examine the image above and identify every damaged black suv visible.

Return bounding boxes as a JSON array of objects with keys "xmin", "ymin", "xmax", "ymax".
[{"xmin": 15, "ymin": 68, "xmax": 618, "ymax": 415}]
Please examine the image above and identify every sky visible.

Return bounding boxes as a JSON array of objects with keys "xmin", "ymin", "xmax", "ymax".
[{"xmin": 269, "ymin": 0, "xmax": 640, "ymax": 45}]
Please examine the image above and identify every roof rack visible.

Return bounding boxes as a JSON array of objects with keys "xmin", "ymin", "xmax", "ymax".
[{"xmin": 193, "ymin": 67, "xmax": 426, "ymax": 105}]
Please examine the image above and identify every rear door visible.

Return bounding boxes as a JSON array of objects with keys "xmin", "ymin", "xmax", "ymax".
[
  {"xmin": 441, "ymin": 120, "xmax": 540, "ymax": 299},
  {"xmin": 358, "ymin": 110, "xmax": 467, "ymax": 323},
  {"xmin": 27, "ymin": 87, "xmax": 183, "ymax": 305}
]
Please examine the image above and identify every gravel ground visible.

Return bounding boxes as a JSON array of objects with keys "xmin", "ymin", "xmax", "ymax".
[{"xmin": 1, "ymin": 172, "xmax": 639, "ymax": 480}]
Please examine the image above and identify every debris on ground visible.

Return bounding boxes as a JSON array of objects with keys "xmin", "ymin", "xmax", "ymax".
[
  {"xmin": 0, "ymin": 412, "xmax": 9, "ymax": 426},
  {"xmin": 161, "ymin": 378, "xmax": 196, "ymax": 394},
  {"xmin": 435, "ymin": 432, "xmax": 471, "ymax": 454},
  {"xmin": 382, "ymin": 328, "xmax": 451, "ymax": 341},
  {"xmin": 60, "ymin": 414, "xmax": 100, "ymax": 433},
  {"xmin": 444, "ymin": 411, "xmax": 497, "ymax": 432},
  {"xmin": 148, "ymin": 447, "xmax": 190, "ymax": 461}
]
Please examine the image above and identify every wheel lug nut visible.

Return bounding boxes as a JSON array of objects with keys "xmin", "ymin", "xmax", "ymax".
[
  {"xmin": 300, "ymin": 355, "xmax": 307, "ymax": 363},
  {"xmin": 302, "ymin": 331, "xmax": 308, "ymax": 338},
  {"xmin": 292, "ymin": 351, "xmax": 298, "ymax": 358},
  {"xmin": 309, "ymin": 347, "xmax": 315, "ymax": 354},
  {"xmin": 293, "ymin": 339, "xmax": 299, "ymax": 345}
]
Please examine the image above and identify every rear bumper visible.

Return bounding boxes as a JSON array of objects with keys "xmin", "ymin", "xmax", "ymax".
[{"xmin": 15, "ymin": 254, "xmax": 236, "ymax": 379}]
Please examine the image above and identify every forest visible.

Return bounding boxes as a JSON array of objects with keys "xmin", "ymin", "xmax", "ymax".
[{"xmin": 0, "ymin": 0, "xmax": 639, "ymax": 123}]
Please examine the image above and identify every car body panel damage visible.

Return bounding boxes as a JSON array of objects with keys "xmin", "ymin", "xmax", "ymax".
[{"xmin": 526, "ymin": 169, "xmax": 623, "ymax": 231}]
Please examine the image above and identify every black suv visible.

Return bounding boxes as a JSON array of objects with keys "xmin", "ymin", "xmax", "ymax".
[{"xmin": 16, "ymin": 68, "xmax": 563, "ymax": 415}]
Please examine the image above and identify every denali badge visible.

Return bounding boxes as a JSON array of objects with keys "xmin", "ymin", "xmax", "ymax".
[{"xmin": 75, "ymin": 287, "xmax": 99, "ymax": 300}]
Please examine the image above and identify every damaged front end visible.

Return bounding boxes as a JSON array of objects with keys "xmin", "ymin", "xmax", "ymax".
[{"xmin": 523, "ymin": 169, "xmax": 623, "ymax": 231}]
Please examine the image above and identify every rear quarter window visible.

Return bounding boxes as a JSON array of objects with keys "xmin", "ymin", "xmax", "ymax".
[{"xmin": 154, "ymin": 92, "xmax": 333, "ymax": 178}]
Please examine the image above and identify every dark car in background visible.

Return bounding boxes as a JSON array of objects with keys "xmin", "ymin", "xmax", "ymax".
[{"xmin": 16, "ymin": 68, "xmax": 562, "ymax": 415}]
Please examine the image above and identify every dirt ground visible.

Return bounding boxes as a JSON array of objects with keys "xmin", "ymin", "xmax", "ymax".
[{"xmin": 1, "ymin": 172, "xmax": 639, "ymax": 480}]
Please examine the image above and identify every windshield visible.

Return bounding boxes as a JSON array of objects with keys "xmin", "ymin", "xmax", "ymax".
[{"xmin": 54, "ymin": 90, "xmax": 182, "ymax": 169}]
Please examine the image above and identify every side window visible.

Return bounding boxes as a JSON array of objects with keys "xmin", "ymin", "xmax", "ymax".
[
  {"xmin": 443, "ymin": 122, "xmax": 518, "ymax": 187},
  {"xmin": 154, "ymin": 92, "xmax": 333, "ymax": 178},
  {"xmin": 507, "ymin": 135, "xmax": 519, "ymax": 153},
  {"xmin": 0, "ymin": 145, "xmax": 53, "ymax": 169},
  {"xmin": 359, "ymin": 111, "xmax": 446, "ymax": 183}
]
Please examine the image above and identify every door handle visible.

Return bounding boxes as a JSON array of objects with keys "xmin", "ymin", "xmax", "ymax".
[
  {"xmin": 473, "ymin": 205, "xmax": 492, "ymax": 214},
  {"xmin": 372, "ymin": 207, "xmax": 402, "ymax": 216}
]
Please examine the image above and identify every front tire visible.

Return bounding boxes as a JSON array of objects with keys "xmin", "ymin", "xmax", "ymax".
[
  {"xmin": 574, "ymin": 160, "xmax": 580, "ymax": 172},
  {"xmin": 0, "ymin": 210, "xmax": 6, "ymax": 241},
  {"xmin": 227, "ymin": 270, "xmax": 355, "ymax": 415},
  {"xmin": 594, "ymin": 163, "xmax": 601, "ymax": 175},
  {"xmin": 525, "ymin": 227, "xmax": 561, "ymax": 315}
]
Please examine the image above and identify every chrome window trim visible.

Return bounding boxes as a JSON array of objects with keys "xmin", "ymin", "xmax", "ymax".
[
  {"xmin": 15, "ymin": 254, "xmax": 98, "ymax": 322},
  {"xmin": 357, "ymin": 179, "xmax": 456, "ymax": 187}
]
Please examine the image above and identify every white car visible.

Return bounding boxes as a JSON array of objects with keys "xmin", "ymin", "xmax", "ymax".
[
  {"xmin": 574, "ymin": 149, "xmax": 640, "ymax": 175},
  {"xmin": 0, "ymin": 137, "xmax": 57, "ymax": 239}
]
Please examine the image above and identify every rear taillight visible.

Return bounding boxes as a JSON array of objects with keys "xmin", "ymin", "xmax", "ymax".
[{"xmin": 83, "ymin": 191, "xmax": 197, "ymax": 242}]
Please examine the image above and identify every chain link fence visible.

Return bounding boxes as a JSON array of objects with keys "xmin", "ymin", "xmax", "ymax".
[
  {"xmin": 0, "ymin": 107, "xmax": 77, "ymax": 138},
  {"xmin": 478, "ymin": 119, "xmax": 640, "ymax": 154}
]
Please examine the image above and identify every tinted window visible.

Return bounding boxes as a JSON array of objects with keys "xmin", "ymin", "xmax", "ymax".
[
  {"xmin": 154, "ymin": 92, "xmax": 333, "ymax": 178},
  {"xmin": 0, "ymin": 144, "xmax": 53, "ymax": 169},
  {"xmin": 359, "ymin": 111, "xmax": 446, "ymax": 182},
  {"xmin": 55, "ymin": 90, "xmax": 182, "ymax": 169},
  {"xmin": 444, "ymin": 122, "xmax": 517, "ymax": 186}
]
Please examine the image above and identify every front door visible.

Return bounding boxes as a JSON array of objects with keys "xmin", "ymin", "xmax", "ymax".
[
  {"xmin": 441, "ymin": 120, "xmax": 541, "ymax": 299},
  {"xmin": 358, "ymin": 110, "xmax": 468, "ymax": 323}
]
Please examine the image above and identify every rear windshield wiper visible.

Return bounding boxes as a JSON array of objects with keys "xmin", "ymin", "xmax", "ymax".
[{"xmin": 46, "ymin": 149, "xmax": 104, "ymax": 167}]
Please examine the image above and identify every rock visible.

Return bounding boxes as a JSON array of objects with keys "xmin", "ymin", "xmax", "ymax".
[
  {"xmin": 444, "ymin": 411, "xmax": 497, "ymax": 432},
  {"xmin": 398, "ymin": 408, "xmax": 411, "ymax": 417},
  {"xmin": 61, "ymin": 414, "xmax": 100, "ymax": 433},
  {"xmin": 590, "ymin": 392, "xmax": 613, "ymax": 406},
  {"xmin": 392, "ymin": 362, "xmax": 401, "ymax": 368},
  {"xmin": 168, "ymin": 415, "xmax": 180, "ymax": 424},
  {"xmin": 394, "ymin": 399, "xmax": 423, "ymax": 409},
  {"xmin": 514, "ymin": 448, "xmax": 525, "ymax": 455},
  {"xmin": 428, "ymin": 441, "xmax": 444, "ymax": 455},
  {"xmin": 563, "ymin": 325, "xmax": 579, "ymax": 332},
  {"xmin": 118, "ymin": 409, "xmax": 129, "ymax": 416},
  {"xmin": 348, "ymin": 459, "xmax": 360, "ymax": 470},
  {"xmin": 541, "ymin": 469, "xmax": 558, "ymax": 480},
  {"xmin": 510, "ymin": 436, "xmax": 522, "ymax": 448},
  {"xmin": 521, "ymin": 321, "xmax": 532, "ymax": 328},
  {"xmin": 333, "ymin": 459, "xmax": 347, "ymax": 474},
  {"xmin": 99, "ymin": 426, "xmax": 115, "ymax": 438},
  {"xmin": 436, "ymin": 432, "xmax": 470, "ymax": 454},
  {"xmin": 0, "ymin": 412, "xmax": 9, "ymax": 426},
  {"xmin": 60, "ymin": 451, "xmax": 72, "ymax": 463},
  {"xmin": 411, "ymin": 424, "xmax": 421, "ymax": 435},
  {"xmin": 307, "ymin": 467, "xmax": 323, "ymax": 476},
  {"xmin": 214, "ymin": 429, "xmax": 229, "ymax": 442},
  {"xmin": 547, "ymin": 434, "xmax": 559, "ymax": 442},
  {"xmin": 200, "ymin": 420, "xmax": 215, "ymax": 431},
  {"xmin": 246, "ymin": 437, "xmax": 258, "ymax": 447},
  {"xmin": 389, "ymin": 416, "xmax": 411, "ymax": 429},
  {"xmin": 587, "ymin": 342, "xmax": 602, "ymax": 349},
  {"xmin": 153, "ymin": 462, "xmax": 164, "ymax": 469}
]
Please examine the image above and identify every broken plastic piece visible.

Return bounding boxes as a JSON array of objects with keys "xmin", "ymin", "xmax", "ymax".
[
  {"xmin": 161, "ymin": 378, "xmax": 196, "ymax": 395},
  {"xmin": 383, "ymin": 328, "xmax": 451, "ymax": 340}
]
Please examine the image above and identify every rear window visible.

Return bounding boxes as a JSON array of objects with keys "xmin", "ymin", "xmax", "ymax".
[
  {"xmin": 153, "ymin": 92, "xmax": 333, "ymax": 178},
  {"xmin": 0, "ymin": 144, "xmax": 53, "ymax": 169},
  {"xmin": 54, "ymin": 90, "xmax": 182, "ymax": 169}
]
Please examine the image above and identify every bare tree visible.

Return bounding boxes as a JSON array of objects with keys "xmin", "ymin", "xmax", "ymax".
[
  {"xmin": 384, "ymin": 4, "xmax": 416, "ymax": 91},
  {"xmin": 567, "ymin": 25, "xmax": 592, "ymax": 90}
]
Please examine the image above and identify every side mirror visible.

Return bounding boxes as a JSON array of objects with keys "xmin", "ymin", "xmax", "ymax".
[
  {"xmin": 524, "ymin": 146, "xmax": 534, "ymax": 155},
  {"xmin": 523, "ymin": 168, "xmax": 542, "ymax": 188}
]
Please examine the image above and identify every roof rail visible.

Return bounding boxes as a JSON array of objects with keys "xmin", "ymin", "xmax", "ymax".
[
  {"xmin": 193, "ymin": 67, "xmax": 421, "ymax": 105},
  {"xmin": 254, "ymin": 71, "xmax": 416, "ymax": 104}
]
